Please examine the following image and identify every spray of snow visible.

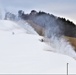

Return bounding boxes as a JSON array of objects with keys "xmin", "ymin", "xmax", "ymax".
[
  {"xmin": 0, "ymin": 6, "xmax": 6, "ymax": 20},
  {"xmin": 16, "ymin": 20, "xmax": 38, "ymax": 35},
  {"xmin": 45, "ymin": 35, "xmax": 76, "ymax": 60},
  {"xmin": 0, "ymin": 7, "xmax": 76, "ymax": 60}
]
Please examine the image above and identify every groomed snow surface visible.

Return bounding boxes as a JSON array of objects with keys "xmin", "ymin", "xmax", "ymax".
[{"xmin": 0, "ymin": 20, "xmax": 76, "ymax": 74}]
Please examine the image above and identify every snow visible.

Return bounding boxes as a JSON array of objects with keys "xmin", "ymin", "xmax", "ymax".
[
  {"xmin": 46, "ymin": 36, "xmax": 76, "ymax": 60},
  {"xmin": 16, "ymin": 20, "xmax": 38, "ymax": 35},
  {"xmin": 0, "ymin": 20, "xmax": 76, "ymax": 74},
  {"xmin": 0, "ymin": 20, "xmax": 38, "ymax": 35},
  {"xmin": 0, "ymin": 7, "xmax": 5, "ymax": 20}
]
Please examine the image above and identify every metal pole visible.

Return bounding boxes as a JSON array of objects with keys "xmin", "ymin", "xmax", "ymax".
[{"xmin": 67, "ymin": 63, "xmax": 69, "ymax": 75}]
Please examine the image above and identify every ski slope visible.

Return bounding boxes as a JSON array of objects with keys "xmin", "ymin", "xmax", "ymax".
[{"xmin": 0, "ymin": 20, "xmax": 76, "ymax": 74}]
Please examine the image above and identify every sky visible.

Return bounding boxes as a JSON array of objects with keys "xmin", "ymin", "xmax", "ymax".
[{"xmin": 0, "ymin": 0, "xmax": 76, "ymax": 23}]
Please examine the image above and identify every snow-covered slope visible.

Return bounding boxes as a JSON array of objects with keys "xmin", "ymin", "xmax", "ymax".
[
  {"xmin": 0, "ymin": 20, "xmax": 76, "ymax": 74},
  {"xmin": 0, "ymin": 20, "xmax": 38, "ymax": 35}
]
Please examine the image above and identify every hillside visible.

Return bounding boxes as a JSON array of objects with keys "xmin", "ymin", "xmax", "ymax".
[
  {"xmin": 0, "ymin": 20, "xmax": 76, "ymax": 74},
  {"xmin": 18, "ymin": 10, "xmax": 76, "ymax": 38}
]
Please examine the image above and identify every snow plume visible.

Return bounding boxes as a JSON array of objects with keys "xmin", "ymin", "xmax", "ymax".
[
  {"xmin": 0, "ymin": 8, "xmax": 5, "ymax": 19},
  {"xmin": 45, "ymin": 24, "xmax": 61, "ymax": 38},
  {"xmin": 0, "ymin": 5, "xmax": 6, "ymax": 20},
  {"xmin": 0, "ymin": 9, "xmax": 76, "ymax": 60},
  {"xmin": 16, "ymin": 20, "xmax": 38, "ymax": 35},
  {"xmin": 45, "ymin": 35, "xmax": 76, "ymax": 60}
]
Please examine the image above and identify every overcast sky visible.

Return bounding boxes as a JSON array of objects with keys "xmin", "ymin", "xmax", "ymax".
[{"xmin": 0, "ymin": 0, "xmax": 76, "ymax": 23}]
